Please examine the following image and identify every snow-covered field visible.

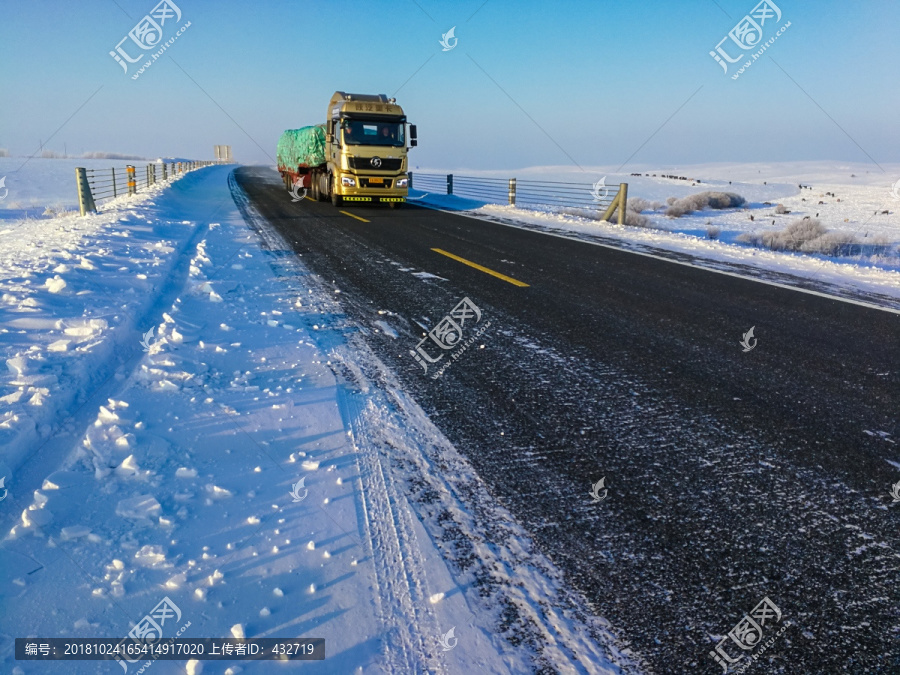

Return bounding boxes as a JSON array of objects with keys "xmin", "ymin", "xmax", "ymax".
[
  {"xmin": 411, "ymin": 161, "xmax": 900, "ymax": 310},
  {"xmin": 418, "ymin": 160, "xmax": 900, "ymax": 246},
  {"xmin": 0, "ymin": 164, "xmax": 630, "ymax": 673},
  {"xmin": 0, "ymin": 157, "xmax": 194, "ymax": 219}
]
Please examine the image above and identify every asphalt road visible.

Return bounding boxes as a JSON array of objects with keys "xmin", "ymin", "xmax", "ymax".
[{"xmin": 233, "ymin": 166, "xmax": 900, "ymax": 674}]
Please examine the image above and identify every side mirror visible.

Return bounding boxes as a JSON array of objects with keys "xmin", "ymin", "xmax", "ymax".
[{"xmin": 409, "ymin": 124, "xmax": 417, "ymax": 147}]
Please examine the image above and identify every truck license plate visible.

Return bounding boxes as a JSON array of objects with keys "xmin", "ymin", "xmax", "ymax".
[{"xmin": 368, "ymin": 177, "xmax": 383, "ymax": 184}]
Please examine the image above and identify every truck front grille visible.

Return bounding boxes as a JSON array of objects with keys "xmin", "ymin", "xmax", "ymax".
[{"xmin": 349, "ymin": 157, "xmax": 403, "ymax": 171}]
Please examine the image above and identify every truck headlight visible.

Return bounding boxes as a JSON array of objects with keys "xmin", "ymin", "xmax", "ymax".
[
  {"xmin": 396, "ymin": 177, "xmax": 408, "ymax": 188},
  {"xmin": 341, "ymin": 176, "xmax": 356, "ymax": 187}
]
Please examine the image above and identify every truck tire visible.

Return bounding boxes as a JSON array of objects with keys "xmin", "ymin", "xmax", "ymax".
[
  {"xmin": 311, "ymin": 174, "xmax": 319, "ymax": 201},
  {"xmin": 330, "ymin": 177, "xmax": 341, "ymax": 207}
]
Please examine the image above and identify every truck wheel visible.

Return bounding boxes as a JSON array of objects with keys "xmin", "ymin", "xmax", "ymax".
[
  {"xmin": 311, "ymin": 175, "xmax": 319, "ymax": 201},
  {"xmin": 330, "ymin": 177, "xmax": 341, "ymax": 206}
]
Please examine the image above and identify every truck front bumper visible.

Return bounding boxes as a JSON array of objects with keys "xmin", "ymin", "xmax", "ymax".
[
  {"xmin": 342, "ymin": 195, "xmax": 405, "ymax": 203},
  {"xmin": 339, "ymin": 173, "xmax": 407, "ymax": 202}
]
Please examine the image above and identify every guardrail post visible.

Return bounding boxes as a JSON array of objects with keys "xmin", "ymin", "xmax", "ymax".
[
  {"xmin": 127, "ymin": 165, "xmax": 136, "ymax": 195},
  {"xmin": 447, "ymin": 174, "xmax": 453, "ymax": 195},
  {"xmin": 111, "ymin": 168, "xmax": 117, "ymax": 197},
  {"xmin": 600, "ymin": 182, "xmax": 629, "ymax": 224},
  {"xmin": 508, "ymin": 178, "xmax": 516, "ymax": 206},
  {"xmin": 75, "ymin": 167, "xmax": 97, "ymax": 216},
  {"xmin": 162, "ymin": 163, "xmax": 167, "ymax": 180}
]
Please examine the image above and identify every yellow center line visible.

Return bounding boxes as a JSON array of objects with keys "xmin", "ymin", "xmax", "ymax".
[
  {"xmin": 304, "ymin": 195, "xmax": 315, "ymax": 202},
  {"xmin": 431, "ymin": 248, "xmax": 530, "ymax": 287},
  {"xmin": 340, "ymin": 210, "xmax": 370, "ymax": 223}
]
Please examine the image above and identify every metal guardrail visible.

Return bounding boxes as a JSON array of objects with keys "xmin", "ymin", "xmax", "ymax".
[
  {"xmin": 75, "ymin": 160, "xmax": 216, "ymax": 216},
  {"xmin": 409, "ymin": 172, "xmax": 628, "ymax": 224}
]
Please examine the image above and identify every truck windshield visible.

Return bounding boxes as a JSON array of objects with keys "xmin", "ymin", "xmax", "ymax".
[{"xmin": 342, "ymin": 120, "xmax": 405, "ymax": 147}]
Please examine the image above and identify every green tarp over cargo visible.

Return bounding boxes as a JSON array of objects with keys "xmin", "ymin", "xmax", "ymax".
[{"xmin": 277, "ymin": 125, "xmax": 326, "ymax": 171}]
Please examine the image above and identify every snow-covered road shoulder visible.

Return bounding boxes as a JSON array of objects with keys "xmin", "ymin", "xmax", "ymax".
[{"xmin": 1, "ymin": 166, "xmax": 633, "ymax": 673}]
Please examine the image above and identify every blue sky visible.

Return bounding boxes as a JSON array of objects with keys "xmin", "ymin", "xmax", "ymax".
[{"xmin": 1, "ymin": 0, "xmax": 897, "ymax": 172}]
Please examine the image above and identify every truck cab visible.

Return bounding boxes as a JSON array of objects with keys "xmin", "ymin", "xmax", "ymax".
[{"xmin": 317, "ymin": 92, "xmax": 416, "ymax": 208}]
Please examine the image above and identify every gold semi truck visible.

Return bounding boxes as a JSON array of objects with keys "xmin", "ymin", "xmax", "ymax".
[{"xmin": 277, "ymin": 91, "xmax": 417, "ymax": 208}]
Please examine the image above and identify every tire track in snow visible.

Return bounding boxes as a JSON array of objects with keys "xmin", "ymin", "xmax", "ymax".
[
  {"xmin": 231, "ymin": 172, "xmax": 443, "ymax": 672},
  {"xmin": 337, "ymin": 391, "xmax": 445, "ymax": 674}
]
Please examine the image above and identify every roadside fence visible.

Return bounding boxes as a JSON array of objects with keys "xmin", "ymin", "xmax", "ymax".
[
  {"xmin": 408, "ymin": 172, "xmax": 629, "ymax": 224},
  {"xmin": 75, "ymin": 160, "xmax": 215, "ymax": 216}
]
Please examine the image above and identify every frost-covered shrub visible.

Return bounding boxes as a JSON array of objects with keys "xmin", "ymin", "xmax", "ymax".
[
  {"xmin": 627, "ymin": 197, "xmax": 654, "ymax": 213},
  {"xmin": 738, "ymin": 218, "xmax": 861, "ymax": 256},
  {"xmin": 665, "ymin": 201, "xmax": 691, "ymax": 218},
  {"xmin": 0, "ymin": 148, "xmax": 9, "ymax": 157},
  {"xmin": 781, "ymin": 218, "xmax": 828, "ymax": 247},
  {"xmin": 559, "ymin": 205, "xmax": 652, "ymax": 227},
  {"xmin": 705, "ymin": 192, "xmax": 745, "ymax": 209},
  {"xmin": 798, "ymin": 232, "xmax": 857, "ymax": 256},
  {"xmin": 774, "ymin": 203, "xmax": 787, "ymax": 214},
  {"xmin": 621, "ymin": 209, "xmax": 650, "ymax": 227},
  {"xmin": 665, "ymin": 191, "xmax": 745, "ymax": 217},
  {"xmin": 706, "ymin": 226, "xmax": 721, "ymax": 240}
]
